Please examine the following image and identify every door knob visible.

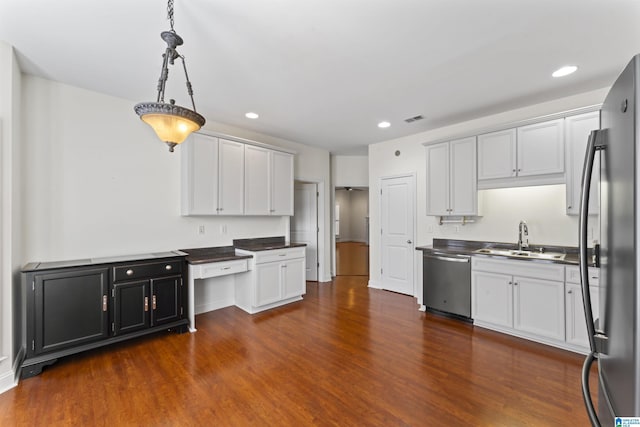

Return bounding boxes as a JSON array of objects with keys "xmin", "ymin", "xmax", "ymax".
[{"xmin": 407, "ymin": 240, "xmax": 412, "ymax": 244}]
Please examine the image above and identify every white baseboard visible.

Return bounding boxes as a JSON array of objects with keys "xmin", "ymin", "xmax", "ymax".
[
  {"xmin": 368, "ymin": 279, "xmax": 382, "ymax": 289},
  {"xmin": 0, "ymin": 367, "xmax": 17, "ymax": 395}
]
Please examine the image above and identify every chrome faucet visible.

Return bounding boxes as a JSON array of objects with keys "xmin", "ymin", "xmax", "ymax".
[{"xmin": 518, "ymin": 220, "xmax": 529, "ymax": 251}]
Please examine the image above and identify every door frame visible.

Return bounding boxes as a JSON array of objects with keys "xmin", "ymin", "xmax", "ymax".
[
  {"xmin": 292, "ymin": 178, "xmax": 329, "ymax": 282},
  {"xmin": 291, "ymin": 181, "xmax": 319, "ymax": 282},
  {"xmin": 376, "ymin": 173, "xmax": 417, "ymax": 296}
]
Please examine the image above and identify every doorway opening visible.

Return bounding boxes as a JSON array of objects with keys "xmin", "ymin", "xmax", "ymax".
[{"xmin": 335, "ymin": 187, "xmax": 369, "ymax": 276}]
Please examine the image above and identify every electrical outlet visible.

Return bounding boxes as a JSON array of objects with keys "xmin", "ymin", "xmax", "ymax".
[
  {"xmin": 220, "ymin": 224, "xmax": 227, "ymax": 234},
  {"xmin": 427, "ymin": 225, "xmax": 434, "ymax": 233},
  {"xmin": 454, "ymin": 225, "xmax": 460, "ymax": 233},
  {"xmin": 198, "ymin": 225, "xmax": 205, "ymax": 235}
]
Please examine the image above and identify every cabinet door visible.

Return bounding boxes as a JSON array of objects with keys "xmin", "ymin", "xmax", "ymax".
[
  {"xmin": 151, "ymin": 276, "xmax": 182, "ymax": 326},
  {"xmin": 244, "ymin": 145, "xmax": 271, "ymax": 215},
  {"xmin": 113, "ymin": 280, "xmax": 149, "ymax": 335},
  {"xmin": 425, "ymin": 142, "xmax": 450, "ymax": 215},
  {"xmin": 472, "ymin": 271, "xmax": 512, "ymax": 328},
  {"xmin": 254, "ymin": 262, "xmax": 282, "ymax": 306},
  {"xmin": 513, "ymin": 276, "xmax": 564, "ymax": 341},
  {"xmin": 565, "ymin": 112, "xmax": 600, "ymax": 215},
  {"xmin": 565, "ymin": 283, "xmax": 599, "ymax": 348},
  {"xmin": 181, "ymin": 134, "xmax": 219, "ymax": 215},
  {"xmin": 218, "ymin": 138, "xmax": 245, "ymax": 215},
  {"xmin": 271, "ymin": 151, "xmax": 294, "ymax": 215},
  {"xmin": 450, "ymin": 137, "xmax": 477, "ymax": 215},
  {"xmin": 517, "ymin": 119, "xmax": 565, "ymax": 177},
  {"xmin": 33, "ymin": 267, "xmax": 109, "ymax": 354},
  {"xmin": 477, "ymin": 129, "xmax": 517, "ymax": 180},
  {"xmin": 281, "ymin": 258, "xmax": 306, "ymax": 299}
]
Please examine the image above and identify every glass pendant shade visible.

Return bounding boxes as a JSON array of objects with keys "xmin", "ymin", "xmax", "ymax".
[{"xmin": 135, "ymin": 101, "xmax": 205, "ymax": 151}]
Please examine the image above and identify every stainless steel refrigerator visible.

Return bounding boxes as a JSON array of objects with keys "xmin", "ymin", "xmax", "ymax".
[{"xmin": 580, "ymin": 54, "xmax": 640, "ymax": 426}]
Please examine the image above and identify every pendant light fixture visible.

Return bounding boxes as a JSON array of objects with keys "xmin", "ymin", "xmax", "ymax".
[{"xmin": 134, "ymin": 0, "xmax": 206, "ymax": 152}]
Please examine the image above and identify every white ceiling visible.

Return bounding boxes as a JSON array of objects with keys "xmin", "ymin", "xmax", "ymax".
[{"xmin": 1, "ymin": 0, "xmax": 639, "ymax": 154}]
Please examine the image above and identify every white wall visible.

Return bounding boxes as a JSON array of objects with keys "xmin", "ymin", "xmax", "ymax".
[
  {"xmin": 0, "ymin": 41, "xmax": 21, "ymax": 393},
  {"xmin": 332, "ymin": 155, "xmax": 368, "ymax": 187},
  {"xmin": 21, "ymin": 76, "xmax": 331, "ymax": 285},
  {"xmin": 369, "ymin": 88, "xmax": 609, "ymax": 293}
]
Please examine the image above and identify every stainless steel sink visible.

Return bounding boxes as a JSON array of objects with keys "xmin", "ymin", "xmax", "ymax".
[{"xmin": 474, "ymin": 248, "xmax": 566, "ymax": 260}]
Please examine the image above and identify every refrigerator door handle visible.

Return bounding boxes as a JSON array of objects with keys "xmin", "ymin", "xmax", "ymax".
[
  {"xmin": 579, "ymin": 129, "xmax": 606, "ymax": 427},
  {"xmin": 579, "ymin": 129, "xmax": 604, "ymax": 353}
]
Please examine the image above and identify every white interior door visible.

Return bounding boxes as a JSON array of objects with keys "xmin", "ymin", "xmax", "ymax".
[
  {"xmin": 291, "ymin": 182, "xmax": 318, "ymax": 281},
  {"xmin": 380, "ymin": 175, "xmax": 415, "ymax": 295}
]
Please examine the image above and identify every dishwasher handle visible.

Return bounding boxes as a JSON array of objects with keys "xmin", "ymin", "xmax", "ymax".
[{"xmin": 423, "ymin": 253, "xmax": 470, "ymax": 263}]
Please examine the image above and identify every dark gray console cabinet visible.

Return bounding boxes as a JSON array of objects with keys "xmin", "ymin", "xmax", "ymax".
[{"xmin": 20, "ymin": 254, "xmax": 188, "ymax": 378}]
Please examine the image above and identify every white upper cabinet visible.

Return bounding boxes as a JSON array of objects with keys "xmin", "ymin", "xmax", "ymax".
[
  {"xmin": 477, "ymin": 119, "xmax": 565, "ymax": 189},
  {"xmin": 244, "ymin": 147, "xmax": 294, "ymax": 216},
  {"xmin": 270, "ymin": 151, "xmax": 294, "ymax": 216},
  {"xmin": 426, "ymin": 137, "xmax": 477, "ymax": 216},
  {"xmin": 477, "ymin": 129, "xmax": 517, "ymax": 180},
  {"xmin": 517, "ymin": 119, "xmax": 565, "ymax": 176},
  {"xmin": 181, "ymin": 133, "xmax": 219, "ymax": 215},
  {"xmin": 217, "ymin": 139, "xmax": 245, "ymax": 215},
  {"xmin": 244, "ymin": 145, "xmax": 271, "ymax": 215},
  {"xmin": 565, "ymin": 111, "xmax": 600, "ymax": 215},
  {"xmin": 182, "ymin": 133, "xmax": 294, "ymax": 216}
]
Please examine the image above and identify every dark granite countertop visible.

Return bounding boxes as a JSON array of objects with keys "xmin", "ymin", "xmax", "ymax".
[
  {"xmin": 233, "ymin": 236, "xmax": 306, "ymax": 252},
  {"xmin": 179, "ymin": 246, "xmax": 253, "ymax": 265},
  {"xmin": 22, "ymin": 250, "xmax": 188, "ymax": 272},
  {"xmin": 415, "ymin": 238, "xmax": 596, "ymax": 266}
]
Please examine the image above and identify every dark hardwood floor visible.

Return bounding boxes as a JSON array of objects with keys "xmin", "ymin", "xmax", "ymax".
[{"xmin": 0, "ymin": 273, "xmax": 596, "ymax": 426}]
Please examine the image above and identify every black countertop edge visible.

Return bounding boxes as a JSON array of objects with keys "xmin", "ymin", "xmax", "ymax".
[
  {"xmin": 179, "ymin": 246, "xmax": 253, "ymax": 265},
  {"xmin": 233, "ymin": 236, "xmax": 307, "ymax": 252},
  {"xmin": 22, "ymin": 250, "xmax": 188, "ymax": 272},
  {"xmin": 415, "ymin": 238, "xmax": 596, "ymax": 266}
]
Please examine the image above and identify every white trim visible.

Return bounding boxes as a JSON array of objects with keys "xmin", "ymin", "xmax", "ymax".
[
  {"xmin": 293, "ymin": 177, "xmax": 330, "ymax": 282},
  {"xmin": 0, "ymin": 364, "xmax": 16, "ymax": 394},
  {"xmin": 195, "ymin": 130, "xmax": 297, "ymax": 155},
  {"xmin": 368, "ymin": 279, "xmax": 382, "ymax": 289},
  {"xmin": 422, "ymin": 104, "xmax": 602, "ymax": 147}
]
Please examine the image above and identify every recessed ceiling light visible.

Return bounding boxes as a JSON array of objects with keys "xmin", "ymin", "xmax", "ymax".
[
  {"xmin": 245, "ymin": 112, "xmax": 259, "ymax": 119},
  {"xmin": 378, "ymin": 121, "xmax": 391, "ymax": 129},
  {"xmin": 552, "ymin": 65, "xmax": 578, "ymax": 78}
]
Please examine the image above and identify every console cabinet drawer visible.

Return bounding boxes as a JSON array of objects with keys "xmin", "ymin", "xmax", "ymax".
[{"xmin": 113, "ymin": 260, "xmax": 183, "ymax": 281}]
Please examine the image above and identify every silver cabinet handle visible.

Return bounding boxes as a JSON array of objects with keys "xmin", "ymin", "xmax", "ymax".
[
  {"xmin": 165, "ymin": 265, "xmax": 172, "ymax": 271},
  {"xmin": 126, "ymin": 269, "xmax": 134, "ymax": 276},
  {"xmin": 102, "ymin": 295, "xmax": 108, "ymax": 312}
]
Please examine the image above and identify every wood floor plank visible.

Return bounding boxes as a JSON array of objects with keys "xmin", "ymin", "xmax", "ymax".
[{"xmin": 0, "ymin": 275, "xmax": 595, "ymax": 426}]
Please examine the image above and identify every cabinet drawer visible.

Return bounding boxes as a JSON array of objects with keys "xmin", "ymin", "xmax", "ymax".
[
  {"xmin": 113, "ymin": 259, "xmax": 183, "ymax": 282},
  {"xmin": 253, "ymin": 247, "xmax": 305, "ymax": 264},
  {"xmin": 472, "ymin": 256, "xmax": 564, "ymax": 281},
  {"xmin": 191, "ymin": 259, "xmax": 248, "ymax": 279},
  {"xmin": 565, "ymin": 266, "xmax": 600, "ymax": 286}
]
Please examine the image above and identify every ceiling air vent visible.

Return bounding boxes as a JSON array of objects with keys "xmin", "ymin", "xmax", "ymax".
[{"xmin": 404, "ymin": 115, "xmax": 424, "ymax": 123}]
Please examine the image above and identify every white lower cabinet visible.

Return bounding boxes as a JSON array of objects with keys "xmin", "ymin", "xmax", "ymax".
[
  {"xmin": 235, "ymin": 247, "xmax": 306, "ymax": 313},
  {"xmin": 565, "ymin": 266, "xmax": 600, "ymax": 350},
  {"xmin": 472, "ymin": 257, "xmax": 565, "ymax": 345},
  {"xmin": 473, "ymin": 257, "xmax": 601, "ymax": 353}
]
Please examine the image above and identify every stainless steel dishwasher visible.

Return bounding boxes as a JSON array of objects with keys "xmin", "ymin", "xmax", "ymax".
[{"xmin": 423, "ymin": 252, "xmax": 471, "ymax": 320}]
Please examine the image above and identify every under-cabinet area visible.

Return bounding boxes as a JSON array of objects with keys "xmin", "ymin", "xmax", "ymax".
[{"xmin": 18, "ymin": 253, "xmax": 189, "ymax": 378}]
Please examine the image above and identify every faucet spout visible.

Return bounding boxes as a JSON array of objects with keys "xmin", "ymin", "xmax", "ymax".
[{"xmin": 518, "ymin": 220, "xmax": 529, "ymax": 251}]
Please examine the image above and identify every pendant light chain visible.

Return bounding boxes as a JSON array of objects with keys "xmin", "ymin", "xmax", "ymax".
[{"xmin": 167, "ymin": 0, "xmax": 175, "ymax": 31}]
